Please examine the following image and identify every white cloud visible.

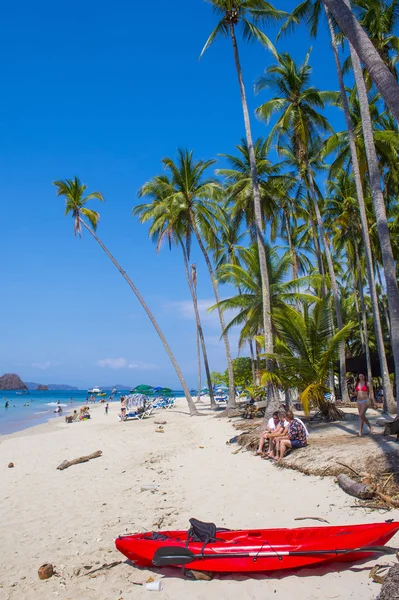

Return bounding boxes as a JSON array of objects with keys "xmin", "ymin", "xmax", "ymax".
[
  {"xmin": 97, "ymin": 358, "xmax": 159, "ymax": 371},
  {"xmin": 164, "ymin": 298, "xmax": 228, "ymax": 328},
  {"xmin": 31, "ymin": 361, "xmax": 56, "ymax": 370},
  {"xmin": 127, "ymin": 362, "xmax": 159, "ymax": 371},
  {"xmin": 97, "ymin": 357, "xmax": 128, "ymax": 370}
]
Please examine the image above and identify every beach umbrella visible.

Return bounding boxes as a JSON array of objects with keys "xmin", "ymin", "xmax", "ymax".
[
  {"xmin": 132, "ymin": 384, "xmax": 153, "ymax": 393},
  {"xmin": 159, "ymin": 387, "xmax": 173, "ymax": 397}
]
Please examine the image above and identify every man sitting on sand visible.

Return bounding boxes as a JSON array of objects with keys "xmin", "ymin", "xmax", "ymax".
[
  {"xmin": 270, "ymin": 410, "xmax": 308, "ymax": 461},
  {"xmin": 254, "ymin": 411, "xmax": 288, "ymax": 456}
]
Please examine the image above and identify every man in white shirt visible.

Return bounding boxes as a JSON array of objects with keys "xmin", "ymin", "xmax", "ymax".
[{"xmin": 254, "ymin": 411, "xmax": 289, "ymax": 456}]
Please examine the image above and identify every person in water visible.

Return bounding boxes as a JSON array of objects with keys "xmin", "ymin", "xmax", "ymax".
[
  {"xmin": 5, "ymin": 400, "xmax": 9, "ymax": 408},
  {"xmin": 355, "ymin": 372, "xmax": 374, "ymax": 436}
]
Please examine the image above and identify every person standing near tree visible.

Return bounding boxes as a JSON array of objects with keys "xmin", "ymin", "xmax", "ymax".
[{"xmin": 355, "ymin": 373, "xmax": 374, "ymax": 436}]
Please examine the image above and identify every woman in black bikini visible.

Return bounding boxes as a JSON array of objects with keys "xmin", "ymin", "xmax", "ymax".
[{"xmin": 355, "ymin": 373, "xmax": 374, "ymax": 436}]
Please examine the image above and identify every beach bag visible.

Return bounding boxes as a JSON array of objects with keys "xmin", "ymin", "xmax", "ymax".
[{"xmin": 187, "ymin": 518, "xmax": 217, "ymax": 544}]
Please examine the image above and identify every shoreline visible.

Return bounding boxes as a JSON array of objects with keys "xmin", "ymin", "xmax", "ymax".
[{"xmin": 1, "ymin": 399, "xmax": 398, "ymax": 599}]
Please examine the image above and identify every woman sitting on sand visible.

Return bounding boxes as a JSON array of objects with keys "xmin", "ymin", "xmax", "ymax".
[
  {"xmin": 270, "ymin": 410, "xmax": 308, "ymax": 461},
  {"xmin": 254, "ymin": 411, "xmax": 288, "ymax": 456},
  {"xmin": 355, "ymin": 373, "xmax": 374, "ymax": 437}
]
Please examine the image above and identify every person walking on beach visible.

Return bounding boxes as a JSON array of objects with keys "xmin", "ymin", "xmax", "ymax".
[
  {"xmin": 105, "ymin": 403, "xmax": 109, "ymax": 415},
  {"xmin": 355, "ymin": 373, "xmax": 374, "ymax": 436},
  {"xmin": 70, "ymin": 397, "xmax": 73, "ymax": 404},
  {"xmin": 120, "ymin": 396, "xmax": 127, "ymax": 421}
]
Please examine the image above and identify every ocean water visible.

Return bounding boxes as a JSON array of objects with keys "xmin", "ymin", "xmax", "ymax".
[{"xmin": 0, "ymin": 389, "xmax": 185, "ymax": 435}]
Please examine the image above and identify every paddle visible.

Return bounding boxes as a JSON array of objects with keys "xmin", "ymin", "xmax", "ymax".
[{"xmin": 152, "ymin": 544, "xmax": 398, "ymax": 566}]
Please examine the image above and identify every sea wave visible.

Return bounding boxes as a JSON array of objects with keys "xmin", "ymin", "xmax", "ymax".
[
  {"xmin": 34, "ymin": 411, "xmax": 49, "ymax": 415},
  {"xmin": 46, "ymin": 402, "xmax": 67, "ymax": 407}
]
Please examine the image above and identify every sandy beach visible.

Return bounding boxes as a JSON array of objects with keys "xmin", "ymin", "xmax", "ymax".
[{"xmin": 1, "ymin": 399, "xmax": 398, "ymax": 600}]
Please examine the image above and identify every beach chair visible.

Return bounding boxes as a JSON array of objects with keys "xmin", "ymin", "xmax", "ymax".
[
  {"xmin": 125, "ymin": 406, "xmax": 154, "ymax": 421},
  {"xmin": 215, "ymin": 395, "xmax": 227, "ymax": 406}
]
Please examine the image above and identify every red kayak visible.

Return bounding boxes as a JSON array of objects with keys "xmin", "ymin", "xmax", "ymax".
[{"xmin": 115, "ymin": 521, "xmax": 399, "ymax": 573}]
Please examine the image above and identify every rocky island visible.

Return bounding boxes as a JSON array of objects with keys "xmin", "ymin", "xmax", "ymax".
[
  {"xmin": 36, "ymin": 384, "xmax": 49, "ymax": 391},
  {"xmin": 0, "ymin": 373, "xmax": 28, "ymax": 390}
]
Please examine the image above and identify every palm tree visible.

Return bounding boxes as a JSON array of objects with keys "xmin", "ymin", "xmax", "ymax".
[
  {"xmin": 256, "ymin": 51, "xmax": 351, "ymax": 403},
  {"xmin": 200, "ymin": 0, "xmax": 288, "ymax": 414},
  {"xmin": 212, "ymin": 244, "xmax": 316, "ymax": 347},
  {"xmin": 54, "ymin": 177, "xmax": 198, "ymax": 416},
  {"xmin": 325, "ymin": 171, "xmax": 376, "ymax": 399},
  {"xmin": 282, "ymin": 0, "xmax": 396, "ymax": 410},
  {"xmin": 320, "ymin": 0, "xmax": 399, "ymax": 119},
  {"xmin": 345, "ymin": 14, "xmax": 399, "ymax": 413},
  {"xmin": 217, "ymin": 137, "xmax": 285, "ymax": 241},
  {"xmin": 134, "ymin": 174, "xmax": 216, "ymax": 408},
  {"xmin": 263, "ymin": 299, "xmax": 354, "ymax": 419},
  {"xmin": 351, "ymin": 0, "xmax": 399, "ymax": 77},
  {"xmin": 191, "ymin": 263, "xmax": 202, "ymax": 404},
  {"xmin": 138, "ymin": 150, "xmax": 237, "ymax": 408}
]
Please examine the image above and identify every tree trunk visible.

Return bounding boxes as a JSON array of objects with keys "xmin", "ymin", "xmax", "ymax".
[
  {"xmin": 353, "ymin": 237, "xmax": 375, "ymax": 406},
  {"xmin": 181, "ymin": 244, "xmax": 216, "ymax": 408},
  {"xmin": 352, "ymin": 274, "xmax": 365, "ymax": 351},
  {"xmin": 376, "ymin": 264, "xmax": 391, "ymax": 335},
  {"xmin": 305, "ymin": 160, "xmax": 350, "ymax": 403},
  {"xmin": 191, "ymin": 220, "xmax": 236, "ymax": 408},
  {"xmin": 229, "ymin": 24, "xmax": 279, "ymax": 416},
  {"xmin": 249, "ymin": 339, "xmax": 256, "ymax": 385},
  {"xmin": 284, "ymin": 209, "xmax": 298, "ymax": 279},
  {"xmin": 322, "ymin": 0, "xmax": 399, "ymax": 121},
  {"xmin": 347, "ymin": 28, "xmax": 399, "ymax": 414},
  {"xmin": 325, "ymin": 6, "xmax": 394, "ymax": 412},
  {"xmin": 80, "ymin": 219, "xmax": 198, "ymax": 416}
]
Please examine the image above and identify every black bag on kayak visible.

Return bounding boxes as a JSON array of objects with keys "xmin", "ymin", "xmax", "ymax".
[{"xmin": 187, "ymin": 518, "xmax": 217, "ymax": 545}]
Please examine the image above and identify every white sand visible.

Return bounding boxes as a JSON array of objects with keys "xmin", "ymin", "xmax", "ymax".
[{"xmin": 1, "ymin": 399, "xmax": 398, "ymax": 600}]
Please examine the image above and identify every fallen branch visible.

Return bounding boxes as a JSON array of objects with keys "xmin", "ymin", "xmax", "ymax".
[
  {"xmin": 350, "ymin": 505, "xmax": 391, "ymax": 511},
  {"xmin": 82, "ymin": 561, "xmax": 122, "ymax": 577},
  {"xmin": 375, "ymin": 490, "xmax": 399, "ymax": 509},
  {"xmin": 57, "ymin": 450, "xmax": 102, "ymax": 471},
  {"xmin": 294, "ymin": 517, "xmax": 330, "ymax": 524},
  {"xmin": 336, "ymin": 461, "xmax": 369, "ymax": 479},
  {"xmin": 337, "ymin": 474, "xmax": 375, "ymax": 499},
  {"xmin": 382, "ymin": 473, "xmax": 395, "ymax": 490}
]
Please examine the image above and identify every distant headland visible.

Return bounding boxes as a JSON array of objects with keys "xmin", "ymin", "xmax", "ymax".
[{"xmin": 0, "ymin": 373, "xmax": 78, "ymax": 391}]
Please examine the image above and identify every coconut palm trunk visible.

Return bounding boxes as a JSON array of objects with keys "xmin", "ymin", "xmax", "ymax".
[
  {"xmin": 79, "ymin": 218, "xmax": 198, "ymax": 416},
  {"xmin": 190, "ymin": 219, "xmax": 236, "ymax": 408},
  {"xmin": 375, "ymin": 264, "xmax": 391, "ymax": 335},
  {"xmin": 249, "ymin": 339, "xmax": 257, "ymax": 385},
  {"xmin": 283, "ymin": 209, "xmax": 298, "ymax": 280},
  {"xmin": 181, "ymin": 245, "xmax": 216, "ymax": 408},
  {"xmin": 228, "ymin": 24, "xmax": 279, "ymax": 413},
  {"xmin": 304, "ymin": 160, "xmax": 350, "ymax": 403},
  {"xmin": 321, "ymin": 0, "xmax": 399, "ymax": 121},
  {"xmin": 325, "ymin": 6, "xmax": 395, "ymax": 412},
  {"xmin": 353, "ymin": 237, "xmax": 375, "ymax": 406},
  {"xmin": 345, "ymin": 28, "xmax": 399, "ymax": 413}
]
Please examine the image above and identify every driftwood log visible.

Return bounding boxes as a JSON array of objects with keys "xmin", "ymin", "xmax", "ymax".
[
  {"xmin": 337, "ymin": 474, "xmax": 375, "ymax": 499},
  {"xmin": 377, "ymin": 564, "xmax": 399, "ymax": 599},
  {"xmin": 57, "ymin": 450, "xmax": 102, "ymax": 470}
]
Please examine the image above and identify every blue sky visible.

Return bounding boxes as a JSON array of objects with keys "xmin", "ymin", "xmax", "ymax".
[{"xmin": 0, "ymin": 0, "xmax": 346, "ymax": 389}]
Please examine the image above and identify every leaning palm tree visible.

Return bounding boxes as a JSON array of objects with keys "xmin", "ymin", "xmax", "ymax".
[
  {"xmin": 54, "ymin": 176, "xmax": 198, "ymax": 416},
  {"xmin": 256, "ymin": 51, "xmax": 351, "ymax": 404},
  {"xmin": 320, "ymin": 0, "xmax": 399, "ymax": 118},
  {"xmin": 200, "ymin": 0, "xmax": 288, "ymax": 414},
  {"xmin": 263, "ymin": 299, "xmax": 354, "ymax": 419},
  {"xmin": 138, "ymin": 150, "xmax": 237, "ymax": 408},
  {"xmin": 134, "ymin": 174, "xmax": 216, "ymax": 407}
]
